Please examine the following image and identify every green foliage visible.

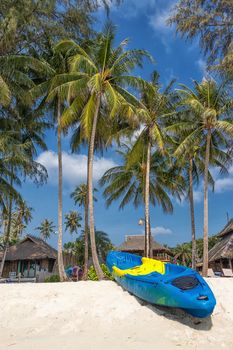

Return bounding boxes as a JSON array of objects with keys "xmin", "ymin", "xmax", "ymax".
[
  {"xmin": 100, "ymin": 144, "xmax": 185, "ymax": 211},
  {"xmin": 171, "ymin": 234, "xmax": 220, "ymax": 264},
  {"xmin": 71, "ymin": 184, "xmax": 98, "ymax": 207},
  {"xmin": 0, "ymin": 0, "xmax": 120, "ymax": 56},
  {"xmin": 44, "ymin": 275, "xmax": 60, "ymax": 283},
  {"xmin": 64, "ymin": 210, "xmax": 82, "ymax": 235},
  {"xmin": 168, "ymin": 0, "xmax": 233, "ymax": 75},
  {"xmin": 64, "ymin": 229, "xmax": 114, "ymax": 266},
  {"xmin": 36, "ymin": 219, "xmax": 56, "ymax": 241},
  {"xmin": 10, "ymin": 200, "xmax": 33, "ymax": 239},
  {"xmin": 171, "ymin": 79, "xmax": 233, "ymax": 158},
  {"xmin": 87, "ymin": 264, "xmax": 113, "ymax": 281}
]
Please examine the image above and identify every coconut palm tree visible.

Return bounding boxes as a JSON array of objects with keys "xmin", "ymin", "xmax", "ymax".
[
  {"xmin": 166, "ymin": 119, "xmax": 231, "ymax": 270},
  {"xmin": 54, "ymin": 23, "xmax": 151, "ymax": 279},
  {"xmin": 94, "ymin": 230, "xmax": 113, "ymax": 262},
  {"xmin": 171, "ymin": 79, "xmax": 233, "ymax": 276},
  {"xmin": 0, "ymin": 171, "xmax": 22, "ymax": 278},
  {"xmin": 0, "ymin": 134, "xmax": 37, "ymax": 278},
  {"xmin": 70, "ymin": 183, "xmax": 97, "ymax": 279},
  {"xmin": 173, "ymin": 243, "xmax": 192, "ymax": 266},
  {"xmin": 36, "ymin": 219, "xmax": 56, "ymax": 241},
  {"xmin": 29, "ymin": 49, "xmax": 75, "ymax": 281},
  {"xmin": 100, "ymin": 144, "xmax": 184, "ymax": 242},
  {"xmin": 11, "ymin": 201, "xmax": 33, "ymax": 239},
  {"xmin": 64, "ymin": 210, "xmax": 82, "ymax": 235},
  {"xmin": 0, "ymin": 54, "xmax": 53, "ymax": 109},
  {"xmin": 126, "ymin": 72, "xmax": 178, "ymax": 257},
  {"xmin": 79, "ymin": 229, "xmax": 113, "ymax": 262}
]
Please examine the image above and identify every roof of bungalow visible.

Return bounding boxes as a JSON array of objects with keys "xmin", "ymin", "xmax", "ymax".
[
  {"xmin": 118, "ymin": 235, "xmax": 172, "ymax": 254},
  {"xmin": 0, "ymin": 235, "xmax": 57, "ymax": 261},
  {"xmin": 217, "ymin": 219, "xmax": 233, "ymax": 237},
  {"xmin": 209, "ymin": 232, "xmax": 233, "ymax": 262}
]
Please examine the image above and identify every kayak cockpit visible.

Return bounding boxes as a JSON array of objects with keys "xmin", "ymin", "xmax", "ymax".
[{"xmin": 112, "ymin": 257, "xmax": 166, "ymax": 277}]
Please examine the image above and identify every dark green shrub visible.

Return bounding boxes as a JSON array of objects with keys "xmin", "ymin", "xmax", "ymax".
[{"xmin": 44, "ymin": 275, "xmax": 60, "ymax": 282}]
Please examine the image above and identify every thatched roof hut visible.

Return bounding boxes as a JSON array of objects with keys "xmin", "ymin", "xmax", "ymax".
[
  {"xmin": 208, "ymin": 220, "xmax": 233, "ymax": 271},
  {"xmin": 0, "ymin": 235, "xmax": 57, "ymax": 261},
  {"xmin": 0, "ymin": 235, "xmax": 76, "ymax": 279},
  {"xmin": 118, "ymin": 235, "xmax": 172, "ymax": 261}
]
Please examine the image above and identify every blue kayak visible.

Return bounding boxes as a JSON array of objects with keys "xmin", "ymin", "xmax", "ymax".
[{"xmin": 106, "ymin": 251, "xmax": 216, "ymax": 318}]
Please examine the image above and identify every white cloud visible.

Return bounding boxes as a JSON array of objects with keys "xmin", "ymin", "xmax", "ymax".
[
  {"xmin": 176, "ymin": 189, "xmax": 203, "ymax": 206},
  {"xmin": 151, "ymin": 226, "xmax": 173, "ymax": 235},
  {"xmin": 215, "ymin": 177, "xmax": 233, "ymax": 193},
  {"xmin": 36, "ymin": 150, "xmax": 117, "ymax": 186},
  {"xmin": 212, "ymin": 165, "xmax": 233, "ymax": 193},
  {"xmin": 148, "ymin": 1, "xmax": 176, "ymax": 53},
  {"xmin": 193, "ymin": 190, "xmax": 203, "ymax": 203},
  {"xmin": 149, "ymin": 8, "xmax": 171, "ymax": 34},
  {"xmin": 196, "ymin": 58, "xmax": 207, "ymax": 76},
  {"xmin": 110, "ymin": 0, "xmax": 156, "ymax": 19}
]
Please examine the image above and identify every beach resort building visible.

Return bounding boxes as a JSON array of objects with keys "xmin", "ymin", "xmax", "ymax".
[
  {"xmin": 0, "ymin": 235, "xmax": 76, "ymax": 281},
  {"xmin": 118, "ymin": 234, "xmax": 172, "ymax": 261},
  {"xmin": 208, "ymin": 219, "xmax": 233, "ymax": 273}
]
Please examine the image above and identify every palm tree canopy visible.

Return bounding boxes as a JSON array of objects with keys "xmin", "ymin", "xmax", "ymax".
[
  {"xmin": 0, "ymin": 55, "xmax": 53, "ymax": 107},
  {"xmin": 168, "ymin": 79, "xmax": 233, "ymax": 158},
  {"xmin": 100, "ymin": 143, "xmax": 185, "ymax": 211},
  {"xmin": 47, "ymin": 23, "xmax": 152, "ymax": 140},
  {"xmin": 36, "ymin": 219, "xmax": 56, "ymax": 241},
  {"xmin": 127, "ymin": 72, "xmax": 177, "ymax": 167},
  {"xmin": 70, "ymin": 183, "xmax": 98, "ymax": 207},
  {"xmin": 80, "ymin": 229, "xmax": 113, "ymax": 261},
  {"xmin": 64, "ymin": 210, "xmax": 82, "ymax": 234}
]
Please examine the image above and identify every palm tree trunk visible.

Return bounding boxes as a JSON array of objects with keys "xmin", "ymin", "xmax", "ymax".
[
  {"xmin": 88, "ymin": 93, "xmax": 104, "ymax": 280},
  {"xmin": 144, "ymin": 137, "xmax": 151, "ymax": 258},
  {"xmin": 57, "ymin": 98, "xmax": 67, "ymax": 282},
  {"xmin": 188, "ymin": 157, "xmax": 196, "ymax": 270},
  {"xmin": 83, "ymin": 179, "xmax": 89, "ymax": 280},
  {"xmin": 149, "ymin": 218, "xmax": 153, "ymax": 258},
  {"xmin": 182, "ymin": 255, "xmax": 185, "ymax": 266},
  {"xmin": 0, "ymin": 174, "xmax": 13, "ymax": 278},
  {"xmin": 202, "ymin": 129, "xmax": 211, "ymax": 277}
]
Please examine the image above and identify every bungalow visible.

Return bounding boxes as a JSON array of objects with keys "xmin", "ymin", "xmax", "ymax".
[
  {"xmin": 0, "ymin": 235, "xmax": 76, "ymax": 280},
  {"xmin": 118, "ymin": 234, "xmax": 173, "ymax": 261},
  {"xmin": 208, "ymin": 219, "xmax": 233, "ymax": 272}
]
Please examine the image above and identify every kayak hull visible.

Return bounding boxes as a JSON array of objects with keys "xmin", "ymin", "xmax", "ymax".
[{"xmin": 106, "ymin": 251, "xmax": 216, "ymax": 318}]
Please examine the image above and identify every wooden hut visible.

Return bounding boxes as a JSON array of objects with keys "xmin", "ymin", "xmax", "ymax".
[
  {"xmin": 0, "ymin": 235, "xmax": 76, "ymax": 279},
  {"xmin": 118, "ymin": 234, "xmax": 173, "ymax": 261},
  {"xmin": 208, "ymin": 219, "xmax": 233, "ymax": 272}
]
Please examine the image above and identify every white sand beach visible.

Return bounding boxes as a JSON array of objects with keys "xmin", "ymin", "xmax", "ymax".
[{"xmin": 0, "ymin": 279, "xmax": 232, "ymax": 350}]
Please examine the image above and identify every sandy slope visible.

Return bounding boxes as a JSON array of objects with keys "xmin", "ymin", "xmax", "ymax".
[{"xmin": 0, "ymin": 279, "xmax": 232, "ymax": 350}]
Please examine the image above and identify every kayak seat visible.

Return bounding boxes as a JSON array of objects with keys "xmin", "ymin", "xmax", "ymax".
[{"xmin": 113, "ymin": 257, "xmax": 165, "ymax": 277}]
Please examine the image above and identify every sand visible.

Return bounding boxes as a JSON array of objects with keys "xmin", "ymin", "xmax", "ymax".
[{"xmin": 0, "ymin": 279, "xmax": 232, "ymax": 350}]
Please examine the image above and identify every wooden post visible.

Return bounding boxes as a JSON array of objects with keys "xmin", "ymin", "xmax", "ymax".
[{"xmin": 229, "ymin": 259, "xmax": 232, "ymax": 271}]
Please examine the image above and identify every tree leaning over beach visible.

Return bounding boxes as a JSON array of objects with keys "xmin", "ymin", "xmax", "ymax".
[{"xmin": 56, "ymin": 23, "xmax": 151, "ymax": 279}]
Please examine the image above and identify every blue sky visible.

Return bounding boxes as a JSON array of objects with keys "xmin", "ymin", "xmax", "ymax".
[{"xmin": 20, "ymin": 0, "xmax": 233, "ymax": 248}]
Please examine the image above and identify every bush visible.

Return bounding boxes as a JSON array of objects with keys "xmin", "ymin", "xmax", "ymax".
[
  {"xmin": 87, "ymin": 264, "xmax": 113, "ymax": 281},
  {"xmin": 44, "ymin": 275, "xmax": 60, "ymax": 282}
]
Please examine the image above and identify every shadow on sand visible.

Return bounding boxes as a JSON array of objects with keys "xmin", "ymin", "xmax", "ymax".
[{"xmin": 135, "ymin": 295, "xmax": 213, "ymax": 331}]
